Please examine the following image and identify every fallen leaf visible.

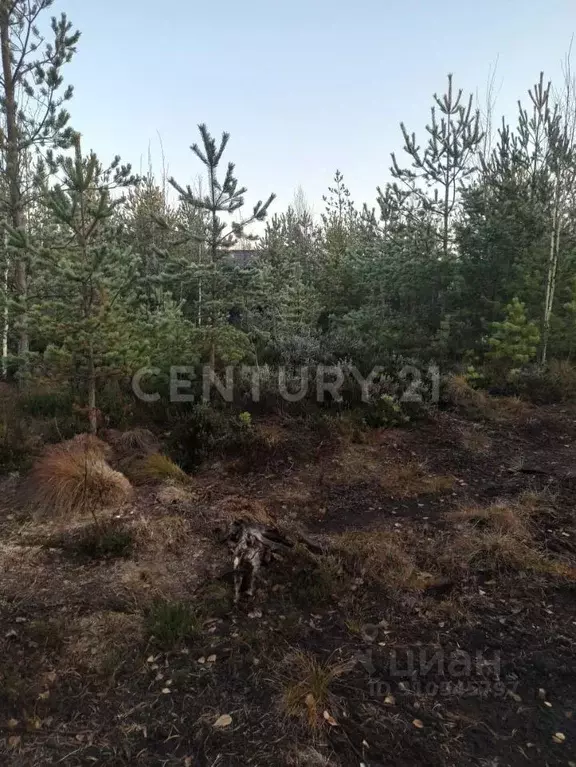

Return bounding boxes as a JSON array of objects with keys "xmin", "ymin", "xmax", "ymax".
[
  {"xmin": 8, "ymin": 735, "xmax": 21, "ymax": 749},
  {"xmin": 552, "ymin": 732, "xmax": 566, "ymax": 744},
  {"xmin": 161, "ymin": 688, "xmax": 171, "ymax": 694},
  {"xmin": 7, "ymin": 719, "xmax": 19, "ymax": 729},
  {"xmin": 384, "ymin": 694, "xmax": 396, "ymax": 705},
  {"xmin": 37, "ymin": 690, "xmax": 49, "ymax": 701},
  {"xmin": 207, "ymin": 654, "xmax": 217, "ymax": 663},
  {"xmin": 544, "ymin": 701, "xmax": 552, "ymax": 708},
  {"xmin": 197, "ymin": 657, "xmax": 206, "ymax": 664},
  {"xmin": 184, "ymin": 758, "xmax": 193, "ymax": 767},
  {"xmin": 412, "ymin": 719, "xmax": 424, "ymax": 729},
  {"xmin": 507, "ymin": 690, "xmax": 522, "ymax": 703},
  {"xmin": 146, "ymin": 655, "xmax": 155, "ymax": 663},
  {"xmin": 213, "ymin": 714, "xmax": 232, "ymax": 728},
  {"xmin": 323, "ymin": 710, "xmax": 338, "ymax": 726}
]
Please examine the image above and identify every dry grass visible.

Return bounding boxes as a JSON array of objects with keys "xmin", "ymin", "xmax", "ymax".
[
  {"xmin": 286, "ymin": 747, "xmax": 340, "ymax": 766},
  {"xmin": 446, "ymin": 501, "xmax": 532, "ymax": 539},
  {"xmin": 328, "ymin": 445, "xmax": 454, "ymax": 498},
  {"xmin": 459, "ymin": 427, "xmax": 492, "ymax": 454},
  {"xmin": 28, "ymin": 437, "xmax": 132, "ymax": 519},
  {"xmin": 381, "ymin": 461, "xmax": 454, "ymax": 497},
  {"xmin": 445, "ymin": 529, "xmax": 546, "ymax": 573},
  {"xmin": 212, "ymin": 494, "xmax": 274, "ymax": 525},
  {"xmin": 113, "ymin": 428, "xmax": 157, "ymax": 454},
  {"xmin": 279, "ymin": 650, "xmax": 350, "ymax": 728},
  {"xmin": 123, "ymin": 453, "xmax": 190, "ymax": 486},
  {"xmin": 443, "ymin": 492, "xmax": 553, "ymax": 573},
  {"xmin": 155, "ymin": 480, "xmax": 193, "ymax": 504},
  {"xmin": 334, "ymin": 531, "xmax": 418, "ymax": 588},
  {"xmin": 445, "ymin": 375, "xmax": 530, "ymax": 422},
  {"xmin": 66, "ymin": 611, "xmax": 144, "ymax": 673},
  {"xmin": 447, "ymin": 491, "xmax": 550, "ymax": 540},
  {"xmin": 132, "ymin": 514, "xmax": 192, "ymax": 556}
]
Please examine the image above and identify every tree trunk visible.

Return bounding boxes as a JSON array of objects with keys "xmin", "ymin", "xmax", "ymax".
[
  {"xmin": 541, "ymin": 179, "xmax": 562, "ymax": 365},
  {"xmin": 87, "ymin": 342, "xmax": 98, "ymax": 434},
  {"xmin": 0, "ymin": 11, "xmax": 28, "ymax": 385}
]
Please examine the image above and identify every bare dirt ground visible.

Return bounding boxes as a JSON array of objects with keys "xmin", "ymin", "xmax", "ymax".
[{"xmin": 1, "ymin": 402, "xmax": 575, "ymax": 766}]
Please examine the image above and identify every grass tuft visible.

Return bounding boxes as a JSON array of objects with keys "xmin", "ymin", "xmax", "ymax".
[
  {"xmin": 145, "ymin": 599, "xmax": 203, "ymax": 649},
  {"xmin": 279, "ymin": 650, "xmax": 349, "ymax": 728},
  {"xmin": 124, "ymin": 453, "xmax": 190, "ymax": 485},
  {"xmin": 28, "ymin": 436, "xmax": 132, "ymax": 519},
  {"xmin": 334, "ymin": 531, "xmax": 417, "ymax": 588}
]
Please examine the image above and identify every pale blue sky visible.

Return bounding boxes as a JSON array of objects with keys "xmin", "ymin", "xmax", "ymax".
[{"xmin": 65, "ymin": 0, "xmax": 574, "ymax": 216}]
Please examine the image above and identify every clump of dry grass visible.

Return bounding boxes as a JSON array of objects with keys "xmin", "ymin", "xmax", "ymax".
[
  {"xmin": 442, "ymin": 492, "xmax": 558, "ymax": 574},
  {"xmin": 445, "ymin": 529, "xmax": 545, "ymax": 573},
  {"xmin": 444, "ymin": 375, "xmax": 530, "ymax": 422},
  {"xmin": 279, "ymin": 650, "xmax": 350, "ymax": 728},
  {"xmin": 447, "ymin": 490, "xmax": 551, "ymax": 541},
  {"xmin": 114, "ymin": 428, "xmax": 157, "ymax": 454},
  {"xmin": 155, "ymin": 480, "xmax": 193, "ymax": 505},
  {"xmin": 381, "ymin": 461, "xmax": 454, "ymax": 497},
  {"xmin": 446, "ymin": 501, "xmax": 533, "ymax": 539},
  {"xmin": 123, "ymin": 453, "xmax": 190, "ymax": 486},
  {"xmin": 67, "ymin": 611, "xmax": 144, "ymax": 673},
  {"xmin": 212, "ymin": 494, "xmax": 274, "ymax": 525},
  {"xmin": 28, "ymin": 436, "xmax": 132, "ymax": 519},
  {"xmin": 334, "ymin": 531, "xmax": 417, "ymax": 588}
]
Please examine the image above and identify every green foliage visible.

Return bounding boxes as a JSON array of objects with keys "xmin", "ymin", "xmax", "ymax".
[
  {"xmin": 487, "ymin": 298, "xmax": 541, "ymax": 373},
  {"xmin": 145, "ymin": 600, "xmax": 203, "ymax": 649},
  {"xmin": 362, "ymin": 394, "xmax": 410, "ymax": 428}
]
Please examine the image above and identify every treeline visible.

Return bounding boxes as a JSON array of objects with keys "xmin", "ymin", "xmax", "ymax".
[{"xmin": 1, "ymin": 2, "xmax": 576, "ymax": 431}]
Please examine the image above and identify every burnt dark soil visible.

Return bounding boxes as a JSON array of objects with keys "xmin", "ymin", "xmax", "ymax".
[{"xmin": 1, "ymin": 403, "xmax": 575, "ymax": 766}]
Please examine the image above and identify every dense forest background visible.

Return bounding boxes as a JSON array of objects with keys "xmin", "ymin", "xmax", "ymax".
[{"xmin": 2, "ymin": 1, "xmax": 576, "ymax": 435}]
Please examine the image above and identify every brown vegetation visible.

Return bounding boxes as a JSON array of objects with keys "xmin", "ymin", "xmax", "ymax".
[
  {"xmin": 28, "ymin": 436, "xmax": 132, "ymax": 519},
  {"xmin": 122, "ymin": 453, "xmax": 190, "ymax": 486}
]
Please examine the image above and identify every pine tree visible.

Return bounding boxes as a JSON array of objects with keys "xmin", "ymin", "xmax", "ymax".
[
  {"xmin": 0, "ymin": 0, "xmax": 80, "ymax": 381},
  {"xmin": 165, "ymin": 124, "xmax": 275, "ymax": 367},
  {"xmin": 390, "ymin": 74, "xmax": 484, "ymax": 259},
  {"xmin": 34, "ymin": 134, "xmax": 140, "ymax": 432},
  {"xmin": 487, "ymin": 297, "xmax": 540, "ymax": 375}
]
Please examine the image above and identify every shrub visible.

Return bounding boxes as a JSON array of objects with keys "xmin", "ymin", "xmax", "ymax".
[
  {"xmin": 362, "ymin": 394, "xmax": 409, "ymax": 428},
  {"xmin": 516, "ymin": 360, "xmax": 576, "ymax": 404},
  {"xmin": 19, "ymin": 389, "xmax": 74, "ymax": 418},
  {"xmin": 28, "ymin": 435, "xmax": 132, "ymax": 519},
  {"xmin": 166, "ymin": 405, "xmax": 230, "ymax": 471}
]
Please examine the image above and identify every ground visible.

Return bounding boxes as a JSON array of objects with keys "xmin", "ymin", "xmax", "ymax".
[{"xmin": 0, "ymin": 401, "xmax": 575, "ymax": 766}]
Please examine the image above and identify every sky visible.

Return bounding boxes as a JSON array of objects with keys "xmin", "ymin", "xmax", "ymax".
[{"xmin": 63, "ymin": 0, "xmax": 575, "ymax": 219}]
